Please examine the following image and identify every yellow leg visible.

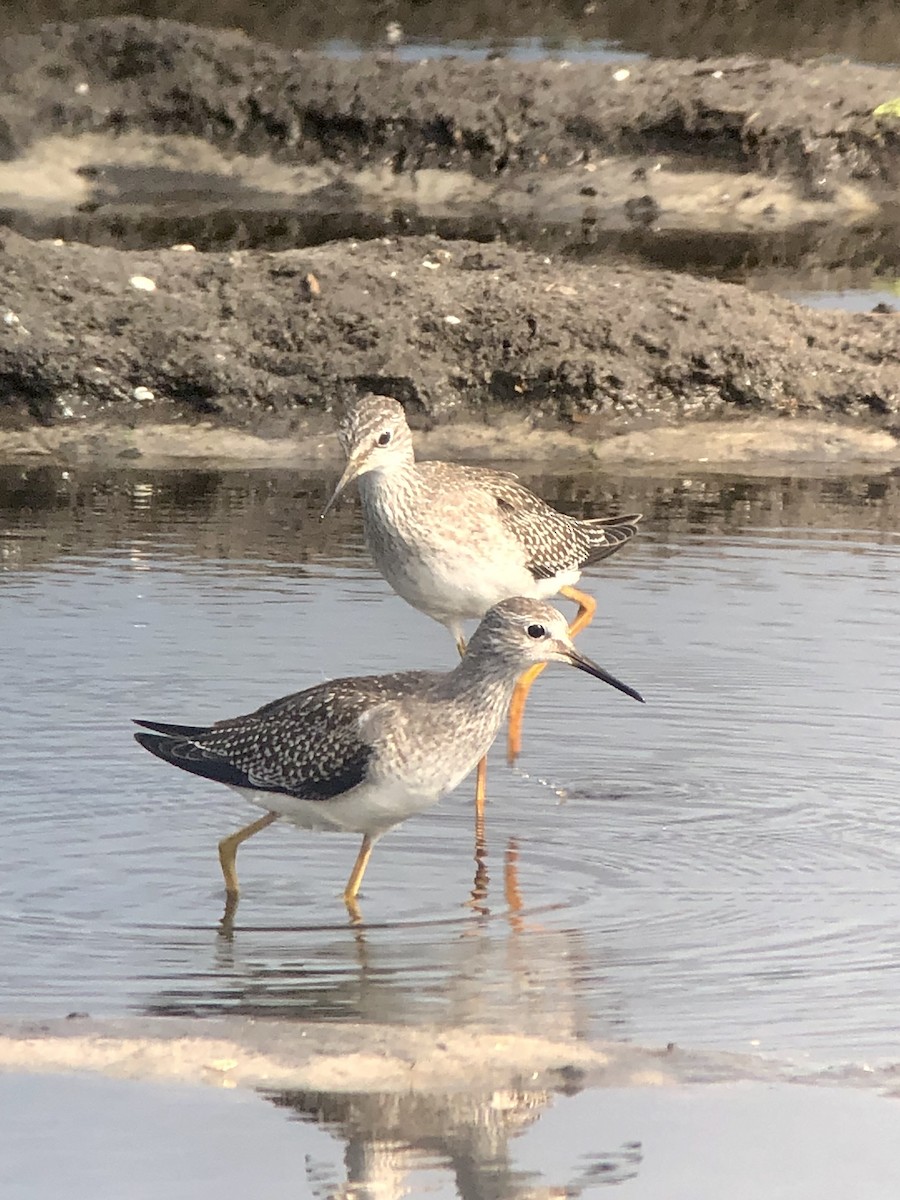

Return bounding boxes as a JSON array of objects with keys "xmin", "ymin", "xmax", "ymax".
[
  {"xmin": 506, "ymin": 661, "xmax": 545, "ymax": 766},
  {"xmin": 506, "ymin": 584, "xmax": 598, "ymax": 764},
  {"xmin": 343, "ymin": 834, "xmax": 374, "ymax": 904},
  {"xmin": 559, "ymin": 583, "xmax": 598, "ymax": 637},
  {"xmin": 218, "ymin": 811, "xmax": 278, "ymax": 896},
  {"xmin": 219, "ymin": 889, "xmax": 240, "ymax": 936}
]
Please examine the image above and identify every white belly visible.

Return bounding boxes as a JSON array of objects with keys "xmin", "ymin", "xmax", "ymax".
[
  {"xmin": 397, "ymin": 547, "xmax": 537, "ymax": 620},
  {"xmin": 229, "ymin": 778, "xmax": 442, "ymax": 838},
  {"xmin": 374, "ymin": 532, "xmax": 580, "ymax": 623}
]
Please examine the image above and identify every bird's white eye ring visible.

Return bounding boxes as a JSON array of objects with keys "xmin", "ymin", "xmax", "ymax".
[
  {"xmin": 526, "ymin": 623, "xmax": 547, "ymax": 639},
  {"xmin": 377, "ymin": 430, "xmax": 392, "ymax": 447}
]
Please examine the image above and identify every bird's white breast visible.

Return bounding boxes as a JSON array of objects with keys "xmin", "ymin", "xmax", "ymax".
[
  {"xmin": 228, "ymin": 778, "xmax": 442, "ymax": 837},
  {"xmin": 362, "ymin": 474, "xmax": 576, "ymax": 622}
]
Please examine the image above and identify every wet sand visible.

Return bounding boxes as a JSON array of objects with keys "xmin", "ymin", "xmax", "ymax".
[{"xmin": 2, "ymin": 414, "xmax": 899, "ymax": 473}]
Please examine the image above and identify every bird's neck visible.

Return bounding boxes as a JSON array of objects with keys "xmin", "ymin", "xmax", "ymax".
[
  {"xmin": 357, "ymin": 456, "xmax": 419, "ymax": 510},
  {"xmin": 436, "ymin": 651, "xmax": 521, "ymax": 715}
]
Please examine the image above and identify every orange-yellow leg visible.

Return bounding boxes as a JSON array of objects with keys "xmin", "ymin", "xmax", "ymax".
[
  {"xmin": 559, "ymin": 584, "xmax": 599, "ymax": 638},
  {"xmin": 343, "ymin": 834, "xmax": 375, "ymax": 906},
  {"xmin": 506, "ymin": 584, "xmax": 598, "ymax": 764},
  {"xmin": 218, "ymin": 811, "xmax": 278, "ymax": 896}
]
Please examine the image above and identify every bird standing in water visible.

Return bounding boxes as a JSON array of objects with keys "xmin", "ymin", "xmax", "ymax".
[
  {"xmin": 134, "ymin": 599, "xmax": 643, "ymax": 918},
  {"xmin": 323, "ymin": 394, "xmax": 641, "ymax": 833}
]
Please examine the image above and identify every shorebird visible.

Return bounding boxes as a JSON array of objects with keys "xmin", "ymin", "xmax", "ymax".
[
  {"xmin": 134, "ymin": 598, "xmax": 642, "ymax": 913},
  {"xmin": 323, "ymin": 393, "xmax": 641, "ymax": 824}
]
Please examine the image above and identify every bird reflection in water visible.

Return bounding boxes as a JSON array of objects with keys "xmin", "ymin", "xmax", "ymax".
[
  {"xmin": 265, "ymin": 1082, "xmax": 643, "ymax": 1199},
  {"xmin": 216, "ymin": 828, "xmax": 524, "ymax": 936},
  {"xmin": 145, "ymin": 829, "xmax": 641, "ymax": 1196}
]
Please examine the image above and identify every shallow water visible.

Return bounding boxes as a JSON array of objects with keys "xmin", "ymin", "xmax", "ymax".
[
  {"xmin": 2, "ymin": 463, "xmax": 900, "ymax": 1066},
  {"xmin": 790, "ymin": 287, "xmax": 899, "ymax": 313},
  {"xmin": 321, "ymin": 35, "xmax": 638, "ymax": 63}
]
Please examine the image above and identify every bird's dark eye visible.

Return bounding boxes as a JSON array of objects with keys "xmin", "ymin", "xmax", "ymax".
[
  {"xmin": 377, "ymin": 430, "xmax": 392, "ymax": 447},
  {"xmin": 526, "ymin": 623, "xmax": 547, "ymax": 639}
]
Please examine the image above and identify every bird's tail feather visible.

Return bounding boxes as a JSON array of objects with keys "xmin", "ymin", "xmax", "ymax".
[
  {"xmin": 583, "ymin": 513, "xmax": 642, "ymax": 565},
  {"xmin": 133, "ymin": 717, "xmax": 212, "ymax": 737},
  {"xmin": 134, "ymin": 729, "xmax": 253, "ymax": 789}
]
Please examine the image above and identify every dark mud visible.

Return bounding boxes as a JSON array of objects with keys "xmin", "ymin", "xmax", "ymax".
[
  {"xmin": 0, "ymin": 228, "xmax": 897, "ymax": 447},
  {"xmin": 1, "ymin": 17, "xmax": 898, "ymax": 199},
  {"xmin": 1, "ymin": 15, "xmax": 899, "ymax": 273},
  {"xmin": 0, "ymin": 17, "xmax": 898, "ymax": 457},
  {"xmin": 3, "ymin": 0, "xmax": 900, "ymax": 65}
]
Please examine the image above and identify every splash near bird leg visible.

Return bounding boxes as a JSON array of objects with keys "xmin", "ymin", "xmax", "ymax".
[
  {"xmin": 217, "ymin": 811, "xmax": 278, "ymax": 895},
  {"xmin": 506, "ymin": 584, "xmax": 598, "ymax": 764}
]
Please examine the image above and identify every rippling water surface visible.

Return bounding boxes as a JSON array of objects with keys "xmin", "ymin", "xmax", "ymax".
[{"xmin": 2, "ymin": 463, "xmax": 899, "ymax": 1065}]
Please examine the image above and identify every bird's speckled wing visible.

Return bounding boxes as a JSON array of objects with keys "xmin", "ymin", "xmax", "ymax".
[
  {"xmin": 135, "ymin": 671, "xmax": 436, "ymax": 802},
  {"xmin": 417, "ymin": 460, "xmax": 640, "ymax": 579}
]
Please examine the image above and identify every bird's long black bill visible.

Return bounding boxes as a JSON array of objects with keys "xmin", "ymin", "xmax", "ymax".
[{"xmin": 566, "ymin": 648, "xmax": 645, "ymax": 703}]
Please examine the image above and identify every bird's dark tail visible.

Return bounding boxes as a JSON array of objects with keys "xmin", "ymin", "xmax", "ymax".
[
  {"xmin": 134, "ymin": 730, "xmax": 184, "ymax": 768},
  {"xmin": 133, "ymin": 717, "xmax": 212, "ymax": 737},
  {"xmin": 134, "ymin": 727, "xmax": 253, "ymax": 789}
]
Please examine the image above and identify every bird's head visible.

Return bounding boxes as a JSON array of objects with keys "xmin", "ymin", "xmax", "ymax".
[
  {"xmin": 323, "ymin": 394, "xmax": 414, "ymax": 517},
  {"xmin": 471, "ymin": 597, "xmax": 645, "ymax": 703}
]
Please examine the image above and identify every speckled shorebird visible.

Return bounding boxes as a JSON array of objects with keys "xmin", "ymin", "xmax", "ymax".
[
  {"xmin": 134, "ymin": 598, "xmax": 643, "ymax": 912},
  {"xmin": 322, "ymin": 393, "xmax": 641, "ymax": 825}
]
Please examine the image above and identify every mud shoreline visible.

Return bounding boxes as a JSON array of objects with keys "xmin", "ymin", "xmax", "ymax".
[
  {"xmin": 1, "ymin": 229, "xmax": 898, "ymax": 466},
  {"xmin": 0, "ymin": 1013, "xmax": 887, "ymax": 1094},
  {"xmin": 0, "ymin": 17, "xmax": 898, "ymax": 465},
  {"xmin": 2, "ymin": 17, "xmax": 898, "ymax": 194}
]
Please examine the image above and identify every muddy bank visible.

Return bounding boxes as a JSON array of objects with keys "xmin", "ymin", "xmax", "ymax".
[
  {"xmin": 0, "ymin": 18, "xmax": 897, "ymax": 278},
  {"xmin": 0, "ymin": 228, "xmax": 897, "ymax": 454},
  {"xmin": 0, "ymin": 17, "xmax": 898, "ymax": 192},
  {"xmin": 4, "ymin": 1, "xmax": 900, "ymax": 64}
]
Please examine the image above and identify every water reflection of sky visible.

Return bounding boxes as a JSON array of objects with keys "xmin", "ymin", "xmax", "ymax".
[
  {"xmin": 319, "ymin": 36, "xmax": 642, "ymax": 64},
  {"xmin": 6, "ymin": 1072, "xmax": 900, "ymax": 1200},
  {"xmin": 789, "ymin": 288, "xmax": 898, "ymax": 313}
]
